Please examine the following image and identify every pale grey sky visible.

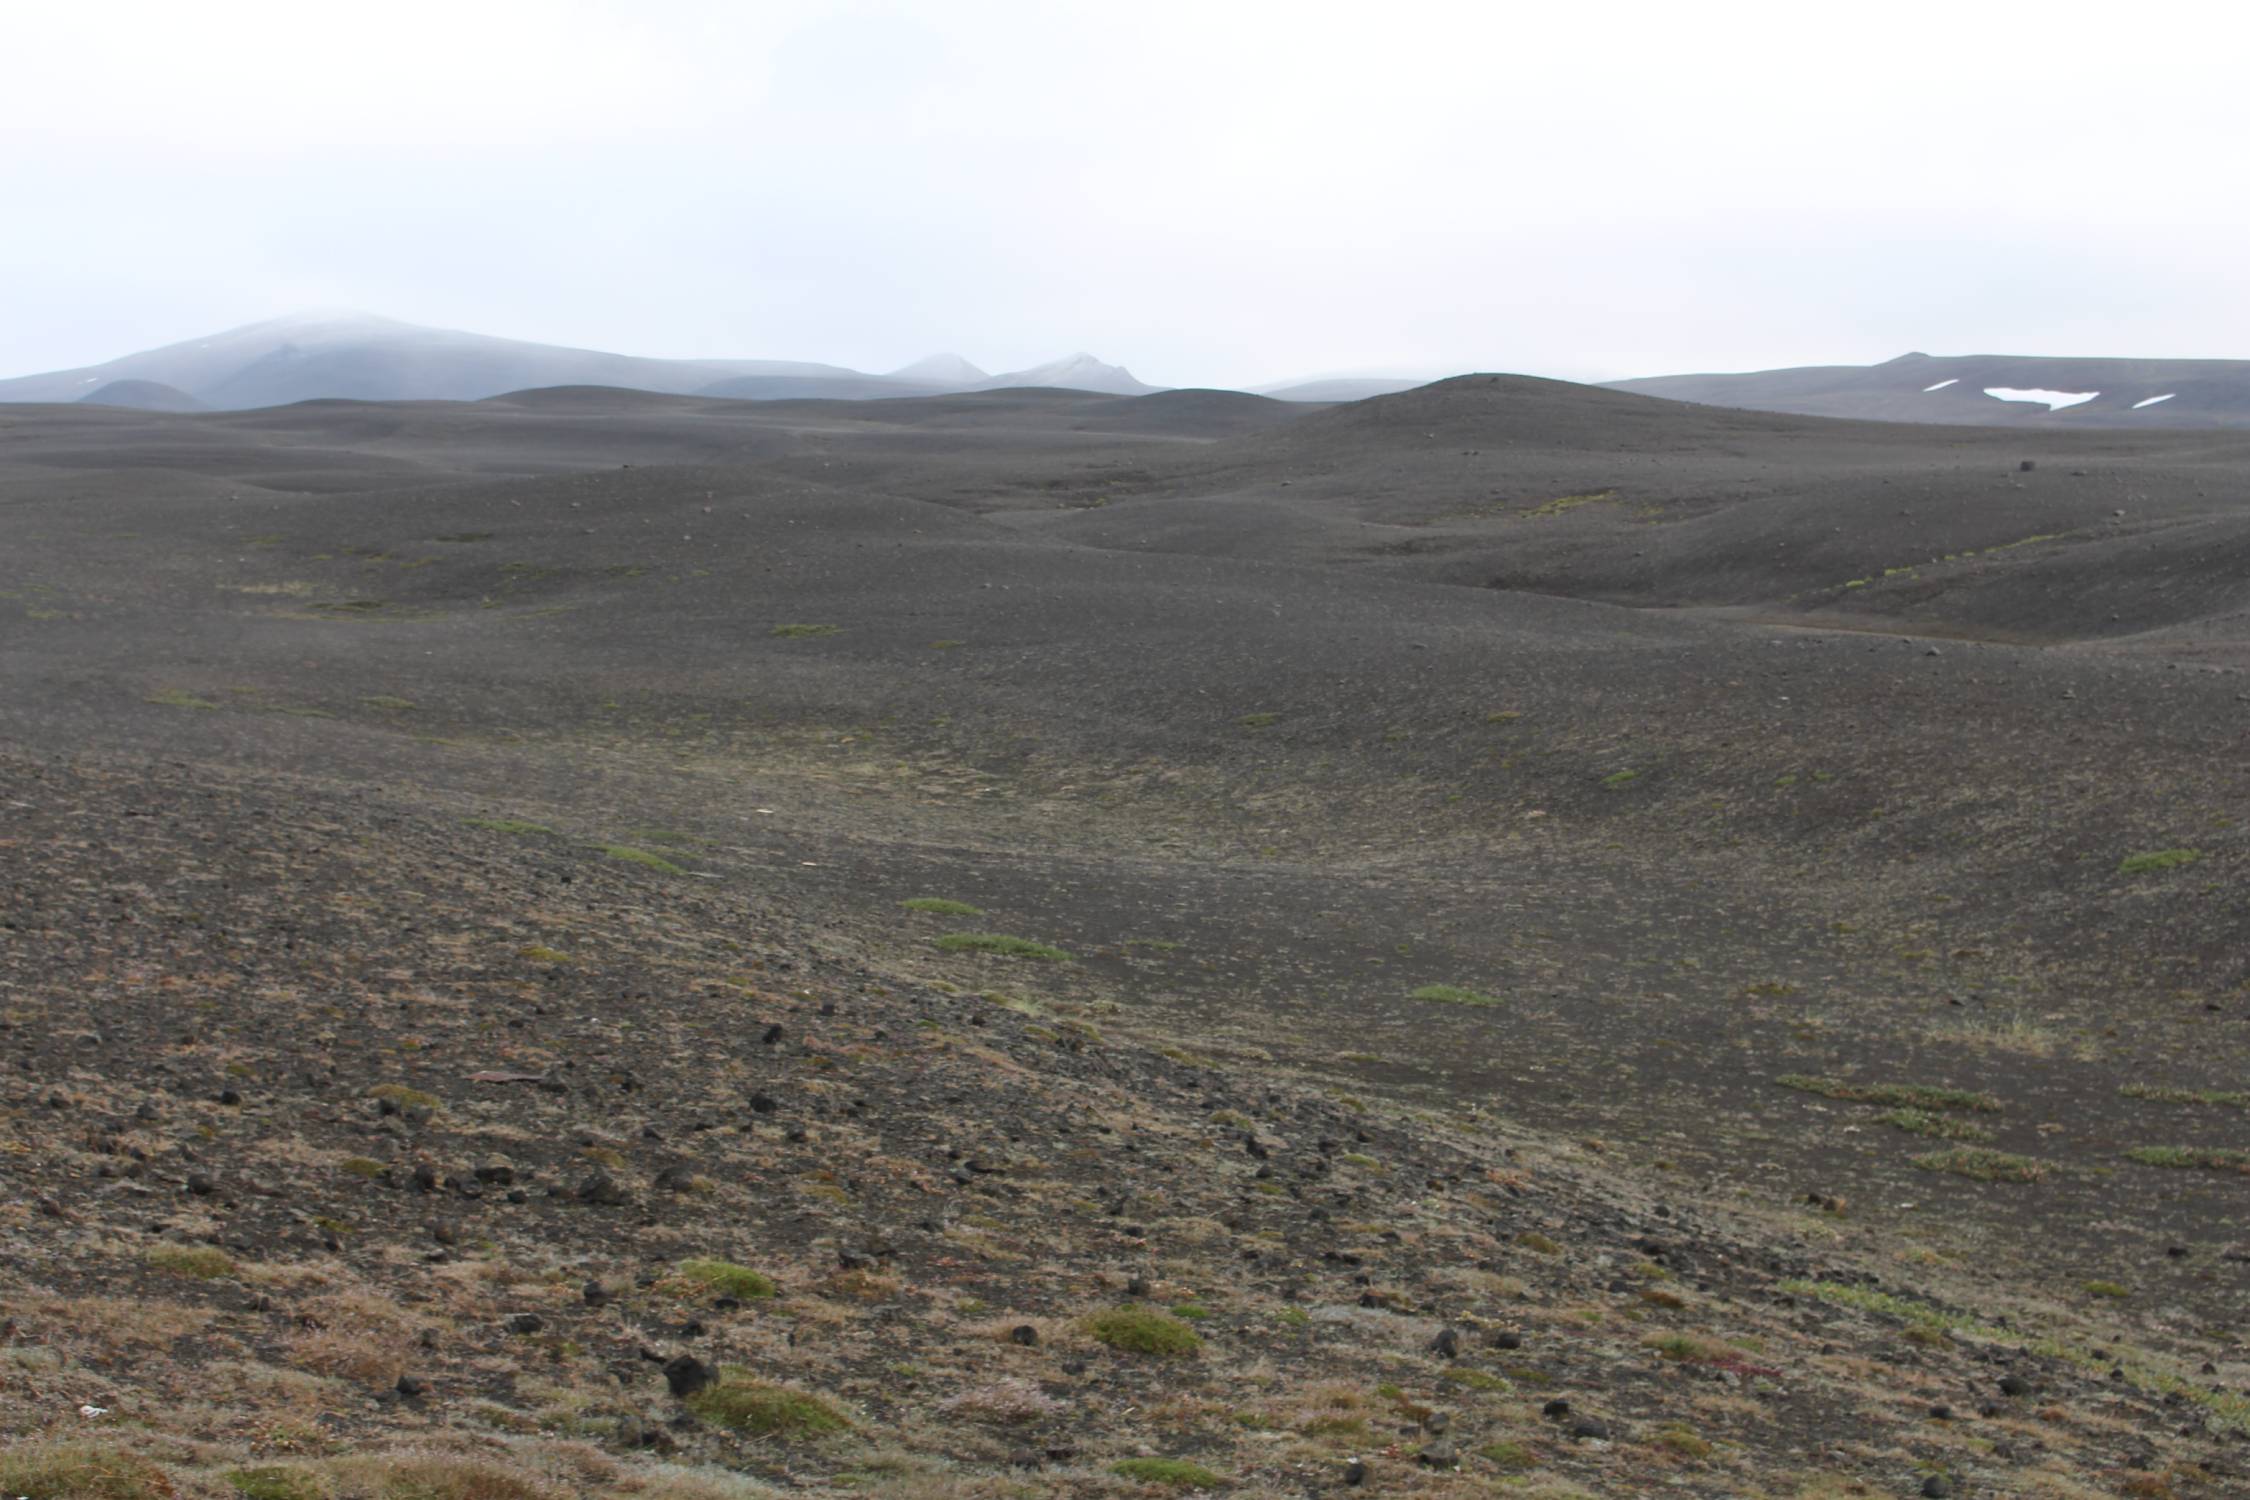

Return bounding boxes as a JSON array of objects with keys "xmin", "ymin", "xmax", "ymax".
[{"xmin": 7, "ymin": 0, "xmax": 2248, "ymax": 388}]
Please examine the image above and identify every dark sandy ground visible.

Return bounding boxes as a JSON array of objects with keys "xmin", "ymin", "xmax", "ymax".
[{"xmin": 3, "ymin": 378, "xmax": 2248, "ymax": 1497}]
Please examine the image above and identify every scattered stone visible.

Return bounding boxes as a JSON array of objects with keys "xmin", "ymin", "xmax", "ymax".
[
  {"xmin": 662, "ymin": 1355, "xmax": 715, "ymax": 1398},
  {"xmin": 575, "ymin": 1170, "xmax": 628, "ymax": 1206}
]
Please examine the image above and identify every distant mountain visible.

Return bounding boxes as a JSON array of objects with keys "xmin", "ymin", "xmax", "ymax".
[
  {"xmin": 971, "ymin": 352, "xmax": 1154, "ymax": 397},
  {"xmin": 1608, "ymin": 352, "xmax": 2250, "ymax": 428},
  {"xmin": 887, "ymin": 352, "xmax": 988, "ymax": 386},
  {"xmin": 0, "ymin": 314, "xmax": 1167, "ymax": 409},
  {"xmin": 0, "ymin": 312, "xmax": 855, "ymax": 410},
  {"xmin": 78, "ymin": 379, "xmax": 206, "ymax": 412}
]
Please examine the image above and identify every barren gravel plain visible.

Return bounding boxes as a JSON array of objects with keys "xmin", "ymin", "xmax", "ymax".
[{"xmin": 3, "ymin": 378, "xmax": 2248, "ymax": 1498}]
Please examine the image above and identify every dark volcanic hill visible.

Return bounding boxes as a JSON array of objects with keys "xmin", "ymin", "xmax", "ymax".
[
  {"xmin": 1611, "ymin": 351, "xmax": 2250, "ymax": 427},
  {"xmin": 77, "ymin": 377, "xmax": 207, "ymax": 411}
]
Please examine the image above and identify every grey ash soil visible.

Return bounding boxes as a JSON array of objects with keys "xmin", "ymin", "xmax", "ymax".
[{"xmin": 3, "ymin": 377, "xmax": 2249, "ymax": 1496}]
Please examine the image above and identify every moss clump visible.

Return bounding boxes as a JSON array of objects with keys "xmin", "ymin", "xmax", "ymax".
[
  {"xmin": 1087, "ymin": 1304, "xmax": 1203, "ymax": 1356},
  {"xmin": 2126, "ymin": 1146, "xmax": 2250, "ymax": 1172},
  {"xmin": 934, "ymin": 932, "xmax": 1072, "ymax": 961},
  {"xmin": 2118, "ymin": 848, "xmax": 2201, "ymax": 876},
  {"xmin": 1775, "ymin": 1075, "xmax": 2000, "ymax": 1113},
  {"xmin": 686, "ymin": 1377, "xmax": 851, "ymax": 1436},
  {"xmin": 1410, "ymin": 984, "xmax": 1501, "ymax": 1007},
  {"xmin": 1601, "ymin": 768, "xmax": 1640, "ymax": 787},
  {"xmin": 1111, "ymin": 1459, "xmax": 1225, "ymax": 1488},
  {"xmin": 146, "ymin": 1244, "xmax": 235, "ymax": 1279},
  {"xmin": 226, "ymin": 1465, "xmax": 333, "ymax": 1500},
  {"xmin": 146, "ymin": 688, "xmax": 220, "ymax": 710},
  {"xmin": 770, "ymin": 623, "xmax": 841, "ymax": 638},
  {"xmin": 516, "ymin": 945, "xmax": 571, "ymax": 964},
  {"xmin": 677, "ymin": 1258, "xmax": 778, "ymax": 1299},
  {"xmin": 901, "ymin": 897, "xmax": 984, "ymax": 916},
  {"xmin": 1911, "ymin": 1147, "xmax": 2046, "ymax": 1183},
  {"xmin": 0, "ymin": 1446, "xmax": 177, "ymax": 1499},
  {"xmin": 595, "ymin": 844, "xmax": 685, "ymax": 875},
  {"xmin": 338, "ymin": 1157, "xmax": 388, "ymax": 1180},
  {"xmin": 368, "ymin": 1083, "xmax": 441, "ymax": 1112},
  {"xmin": 1238, "ymin": 712, "xmax": 1280, "ymax": 729}
]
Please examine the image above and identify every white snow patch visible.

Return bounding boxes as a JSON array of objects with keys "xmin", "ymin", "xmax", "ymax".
[
  {"xmin": 80, "ymin": 376, "xmax": 99, "ymax": 384},
  {"xmin": 1923, "ymin": 378, "xmax": 1959, "ymax": 391},
  {"xmin": 2133, "ymin": 393, "xmax": 2176, "ymax": 409},
  {"xmin": 1983, "ymin": 387, "xmax": 2100, "ymax": 412}
]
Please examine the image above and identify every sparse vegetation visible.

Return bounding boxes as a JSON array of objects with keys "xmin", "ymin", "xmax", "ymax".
[
  {"xmin": 2121, "ymin": 1082, "xmax": 2250, "ymax": 1109},
  {"xmin": 0, "ymin": 1445, "xmax": 178, "ymax": 1500},
  {"xmin": 934, "ymin": 932, "xmax": 1072, "ymax": 961},
  {"xmin": 146, "ymin": 687, "xmax": 220, "ymax": 710},
  {"xmin": 1911, "ymin": 1146, "xmax": 2047, "ymax": 1182},
  {"xmin": 1775, "ymin": 1075, "xmax": 2001, "ymax": 1113},
  {"xmin": 2125, "ymin": 1146, "xmax": 2250, "ymax": 1172},
  {"xmin": 770, "ymin": 622, "xmax": 841, "ymax": 638},
  {"xmin": 1875, "ymin": 1107, "xmax": 1994, "ymax": 1142}
]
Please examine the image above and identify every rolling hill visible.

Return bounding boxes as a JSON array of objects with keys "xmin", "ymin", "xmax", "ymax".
[{"xmin": 1611, "ymin": 351, "xmax": 2250, "ymax": 427}]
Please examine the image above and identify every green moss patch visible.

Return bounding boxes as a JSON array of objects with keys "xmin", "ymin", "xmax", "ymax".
[
  {"xmin": 595, "ymin": 844, "xmax": 686, "ymax": 875},
  {"xmin": 1410, "ymin": 984, "xmax": 1501, "ymax": 1007},
  {"xmin": 677, "ymin": 1258, "xmax": 778, "ymax": 1299},
  {"xmin": 901, "ymin": 897, "xmax": 984, "ymax": 916},
  {"xmin": 1111, "ymin": 1458, "xmax": 1225, "ymax": 1488},
  {"xmin": 145, "ymin": 1244, "xmax": 236, "ymax": 1279},
  {"xmin": 226, "ymin": 1465, "xmax": 333, "ymax": 1500},
  {"xmin": 2118, "ymin": 848, "xmax": 2201, "ymax": 876},
  {"xmin": 1087, "ymin": 1304, "xmax": 1203, "ymax": 1356},
  {"xmin": 686, "ymin": 1378, "xmax": 850, "ymax": 1436}
]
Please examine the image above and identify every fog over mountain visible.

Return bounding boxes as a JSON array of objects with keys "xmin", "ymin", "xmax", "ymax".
[{"xmin": 0, "ymin": 313, "xmax": 1168, "ymax": 410}]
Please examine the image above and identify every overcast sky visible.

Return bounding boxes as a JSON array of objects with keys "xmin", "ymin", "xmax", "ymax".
[{"xmin": 7, "ymin": 0, "xmax": 2248, "ymax": 389}]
